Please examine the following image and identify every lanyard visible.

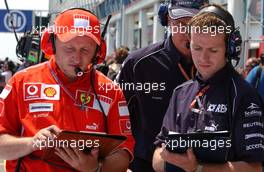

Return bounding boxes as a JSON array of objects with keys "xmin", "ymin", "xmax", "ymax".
[
  {"xmin": 189, "ymin": 85, "xmax": 210, "ymax": 114},
  {"xmin": 48, "ymin": 62, "xmax": 91, "ymax": 111},
  {"xmin": 178, "ymin": 63, "xmax": 195, "ymax": 80}
]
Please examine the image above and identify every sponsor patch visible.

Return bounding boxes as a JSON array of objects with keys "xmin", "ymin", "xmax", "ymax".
[
  {"xmin": 44, "ymin": 87, "xmax": 57, "ymax": 98},
  {"xmin": 75, "ymin": 90, "xmax": 112, "ymax": 115},
  {"xmin": 86, "ymin": 123, "xmax": 99, "ymax": 131},
  {"xmin": 29, "ymin": 103, "xmax": 53, "ymax": 113},
  {"xmin": 118, "ymin": 101, "xmax": 129, "ymax": 116},
  {"xmin": 119, "ymin": 119, "xmax": 131, "ymax": 135},
  {"xmin": 0, "ymin": 85, "xmax": 12, "ymax": 99},
  {"xmin": 245, "ymin": 133, "xmax": 264, "ymax": 140},
  {"xmin": 75, "ymin": 90, "xmax": 95, "ymax": 108},
  {"xmin": 244, "ymin": 110, "xmax": 262, "ymax": 118},
  {"xmin": 207, "ymin": 104, "xmax": 227, "ymax": 113},
  {"xmin": 74, "ymin": 14, "xmax": 90, "ymax": 28},
  {"xmin": 247, "ymin": 103, "xmax": 260, "ymax": 110},
  {"xmin": 24, "ymin": 83, "xmax": 60, "ymax": 101},
  {"xmin": 246, "ymin": 144, "xmax": 264, "ymax": 150},
  {"xmin": 93, "ymin": 95, "xmax": 111, "ymax": 115},
  {"xmin": 243, "ymin": 122, "xmax": 263, "ymax": 128}
]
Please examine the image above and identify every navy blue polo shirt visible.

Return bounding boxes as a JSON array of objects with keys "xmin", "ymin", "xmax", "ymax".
[
  {"xmin": 155, "ymin": 64, "xmax": 264, "ymax": 162},
  {"xmin": 117, "ymin": 36, "xmax": 193, "ymax": 162}
]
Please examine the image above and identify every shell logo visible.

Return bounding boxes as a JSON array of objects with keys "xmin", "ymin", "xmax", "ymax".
[{"xmin": 44, "ymin": 87, "xmax": 57, "ymax": 97}]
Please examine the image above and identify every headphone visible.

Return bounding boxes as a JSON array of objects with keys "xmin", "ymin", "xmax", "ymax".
[
  {"xmin": 41, "ymin": 8, "xmax": 107, "ymax": 65},
  {"xmin": 158, "ymin": 2, "xmax": 169, "ymax": 26},
  {"xmin": 197, "ymin": 5, "xmax": 242, "ymax": 64}
]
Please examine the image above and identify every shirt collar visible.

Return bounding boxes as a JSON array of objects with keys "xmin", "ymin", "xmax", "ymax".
[{"xmin": 196, "ymin": 63, "xmax": 235, "ymax": 86}]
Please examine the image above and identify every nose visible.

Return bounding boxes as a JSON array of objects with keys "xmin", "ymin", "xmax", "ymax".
[
  {"xmin": 72, "ymin": 51, "xmax": 81, "ymax": 65},
  {"xmin": 200, "ymin": 50, "xmax": 210, "ymax": 62}
]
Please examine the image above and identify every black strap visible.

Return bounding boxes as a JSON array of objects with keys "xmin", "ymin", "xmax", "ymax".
[
  {"xmin": 90, "ymin": 67, "xmax": 108, "ymax": 133},
  {"xmin": 254, "ymin": 66, "xmax": 263, "ymax": 89},
  {"xmin": 15, "ymin": 157, "xmax": 23, "ymax": 172}
]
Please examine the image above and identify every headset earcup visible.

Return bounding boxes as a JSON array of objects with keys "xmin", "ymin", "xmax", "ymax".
[
  {"xmin": 227, "ymin": 29, "xmax": 242, "ymax": 60},
  {"xmin": 158, "ymin": 4, "xmax": 168, "ymax": 26},
  {"xmin": 41, "ymin": 29, "xmax": 55, "ymax": 56},
  {"xmin": 96, "ymin": 40, "xmax": 106, "ymax": 64}
]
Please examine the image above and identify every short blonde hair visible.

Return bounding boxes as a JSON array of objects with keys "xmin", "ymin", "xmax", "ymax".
[{"xmin": 188, "ymin": 4, "xmax": 232, "ymax": 40}]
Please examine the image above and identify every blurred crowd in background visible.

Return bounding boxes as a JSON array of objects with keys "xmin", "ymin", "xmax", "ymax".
[{"xmin": 1, "ymin": 46, "xmax": 264, "ymax": 91}]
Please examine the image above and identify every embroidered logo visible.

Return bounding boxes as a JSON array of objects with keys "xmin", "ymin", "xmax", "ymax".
[{"xmin": 44, "ymin": 87, "xmax": 57, "ymax": 98}]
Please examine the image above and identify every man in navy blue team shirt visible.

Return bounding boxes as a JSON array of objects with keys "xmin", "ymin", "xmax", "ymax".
[
  {"xmin": 116, "ymin": 0, "xmax": 208, "ymax": 171},
  {"xmin": 153, "ymin": 4, "xmax": 264, "ymax": 172}
]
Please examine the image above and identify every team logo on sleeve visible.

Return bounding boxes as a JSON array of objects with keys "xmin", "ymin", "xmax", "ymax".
[
  {"xmin": 24, "ymin": 83, "xmax": 60, "ymax": 101},
  {"xmin": 119, "ymin": 119, "xmax": 132, "ymax": 135},
  {"xmin": 118, "ymin": 101, "xmax": 129, "ymax": 116}
]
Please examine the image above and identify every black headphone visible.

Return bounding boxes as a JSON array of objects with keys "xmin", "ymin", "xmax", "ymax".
[
  {"xmin": 197, "ymin": 5, "xmax": 242, "ymax": 64},
  {"xmin": 158, "ymin": 2, "xmax": 169, "ymax": 26}
]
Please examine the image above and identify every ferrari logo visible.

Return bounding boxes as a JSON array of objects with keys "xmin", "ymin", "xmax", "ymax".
[{"xmin": 80, "ymin": 93, "xmax": 91, "ymax": 105}]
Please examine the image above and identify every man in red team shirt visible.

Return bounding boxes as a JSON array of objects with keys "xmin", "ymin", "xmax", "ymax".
[{"xmin": 0, "ymin": 8, "xmax": 134, "ymax": 172}]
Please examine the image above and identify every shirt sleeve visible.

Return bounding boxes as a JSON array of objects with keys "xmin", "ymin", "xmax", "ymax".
[
  {"xmin": 0, "ymin": 76, "xmax": 21, "ymax": 136},
  {"xmin": 115, "ymin": 57, "xmax": 138, "ymax": 138},
  {"xmin": 154, "ymin": 89, "xmax": 178, "ymax": 147},
  {"xmin": 107, "ymin": 88, "xmax": 135, "ymax": 161},
  {"xmin": 232, "ymin": 88, "xmax": 264, "ymax": 162}
]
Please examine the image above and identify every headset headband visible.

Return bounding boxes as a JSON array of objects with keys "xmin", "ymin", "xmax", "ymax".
[{"xmin": 198, "ymin": 6, "xmax": 235, "ymax": 30}]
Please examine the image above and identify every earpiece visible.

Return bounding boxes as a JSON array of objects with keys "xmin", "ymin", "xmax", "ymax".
[
  {"xmin": 40, "ymin": 8, "xmax": 107, "ymax": 65},
  {"xmin": 197, "ymin": 6, "xmax": 242, "ymax": 63},
  {"xmin": 158, "ymin": 3, "xmax": 169, "ymax": 26},
  {"xmin": 41, "ymin": 28, "xmax": 55, "ymax": 56}
]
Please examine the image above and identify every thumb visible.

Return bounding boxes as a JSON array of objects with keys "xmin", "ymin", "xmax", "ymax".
[{"xmin": 187, "ymin": 148, "xmax": 196, "ymax": 160}]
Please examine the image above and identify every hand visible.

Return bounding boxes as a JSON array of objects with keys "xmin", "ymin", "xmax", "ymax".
[
  {"xmin": 55, "ymin": 147, "xmax": 99, "ymax": 172},
  {"xmin": 31, "ymin": 125, "xmax": 61, "ymax": 151},
  {"xmin": 160, "ymin": 143, "xmax": 198, "ymax": 172}
]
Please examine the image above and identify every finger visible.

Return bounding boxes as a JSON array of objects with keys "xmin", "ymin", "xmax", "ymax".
[
  {"xmin": 63, "ymin": 147, "xmax": 79, "ymax": 160},
  {"xmin": 55, "ymin": 147, "xmax": 72, "ymax": 163},
  {"xmin": 187, "ymin": 148, "xmax": 196, "ymax": 160},
  {"xmin": 161, "ymin": 143, "xmax": 166, "ymax": 150},
  {"xmin": 42, "ymin": 128, "xmax": 59, "ymax": 140},
  {"xmin": 72, "ymin": 147, "xmax": 83, "ymax": 159},
  {"xmin": 37, "ymin": 134, "xmax": 47, "ymax": 141},
  {"xmin": 48, "ymin": 125, "xmax": 61, "ymax": 135},
  {"xmin": 162, "ymin": 149, "xmax": 186, "ymax": 164},
  {"xmin": 160, "ymin": 147, "xmax": 169, "ymax": 160}
]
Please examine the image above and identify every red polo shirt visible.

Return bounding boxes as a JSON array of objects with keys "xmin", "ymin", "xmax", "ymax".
[{"xmin": 0, "ymin": 57, "xmax": 134, "ymax": 172}]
